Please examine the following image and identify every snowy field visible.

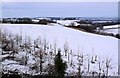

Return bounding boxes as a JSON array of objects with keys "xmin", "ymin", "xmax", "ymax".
[
  {"xmin": 103, "ymin": 25, "xmax": 120, "ymax": 34},
  {"xmin": 0, "ymin": 23, "xmax": 118, "ymax": 76},
  {"xmin": 103, "ymin": 25, "xmax": 119, "ymax": 29},
  {"xmin": 103, "ymin": 28, "xmax": 119, "ymax": 34},
  {"xmin": 57, "ymin": 20, "xmax": 79, "ymax": 26}
]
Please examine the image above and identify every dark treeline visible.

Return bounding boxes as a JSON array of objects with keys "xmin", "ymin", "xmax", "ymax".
[
  {"xmin": 0, "ymin": 18, "xmax": 57, "ymax": 25},
  {"xmin": 1, "ymin": 17, "xmax": 120, "ymax": 25},
  {"xmin": 76, "ymin": 20, "xmax": 120, "ymax": 26}
]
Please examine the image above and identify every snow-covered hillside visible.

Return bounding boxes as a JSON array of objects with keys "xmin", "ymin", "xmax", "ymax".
[
  {"xmin": 103, "ymin": 25, "xmax": 119, "ymax": 29},
  {"xmin": 57, "ymin": 20, "xmax": 79, "ymax": 26},
  {"xmin": 103, "ymin": 28, "xmax": 119, "ymax": 34},
  {"xmin": 0, "ymin": 24, "xmax": 118, "ymax": 76},
  {"xmin": 103, "ymin": 25, "xmax": 119, "ymax": 34}
]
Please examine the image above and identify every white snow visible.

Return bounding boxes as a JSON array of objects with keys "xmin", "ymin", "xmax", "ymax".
[
  {"xmin": 32, "ymin": 19, "xmax": 39, "ymax": 23},
  {"xmin": 15, "ymin": 51, "xmax": 36, "ymax": 66},
  {"xmin": 103, "ymin": 25, "xmax": 119, "ymax": 29},
  {"xmin": 103, "ymin": 28, "xmax": 119, "ymax": 34},
  {"xmin": 92, "ymin": 21, "xmax": 112, "ymax": 23},
  {"xmin": 103, "ymin": 25, "xmax": 120, "ymax": 34},
  {"xmin": 0, "ymin": 23, "xmax": 118, "ymax": 76},
  {"xmin": 0, "ymin": 54, "xmax": 10, "ymax": 61},
  {"xmin": 57, "ymin": 20, "xmax": 79, "ymax": 26},
  {"xmin": 1, "ymin": 54, "xmax": 37, "ymax": 75},
  {"xmin": 1, "ymin": 59, "xmax": 18, "ymax": 65},
  {"xmin": 2, "ymin": 63, "xmax": 35, "ymax": 75}
]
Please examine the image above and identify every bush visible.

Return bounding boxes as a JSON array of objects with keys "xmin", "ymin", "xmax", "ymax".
[
  {"xmin": 54, "ymin": 49, "xmax": 67, "ymax": 78},
  {"xmin": 78, "ymin": 25, "xmax": 96, "ymax": 32},
  {"xmin": 38, "ymin": 19, "xmax": 56, "ymax": 25},
  {"xmin": 116, "ymin": 34, "xmax": 120, "ymax": 39},
  {"xmin": 63, "ymin": 17, "xmax": 76, "ymax": 20},
  {"xmin": 77, "ymin": 20, "xmax": 92, "ymax": 24}
]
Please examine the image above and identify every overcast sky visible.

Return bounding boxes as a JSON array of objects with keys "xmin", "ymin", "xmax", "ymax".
[
  {"xmin": 1, "ymin": 0, "xmax": 119, "ymax": 2},
  {"xmin": 1, "ymin": 2, "xmax": 118, "ymax": 18}
]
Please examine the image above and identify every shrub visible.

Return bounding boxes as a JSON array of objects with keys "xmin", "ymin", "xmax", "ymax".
[
  {"xmin": 78, "ymin": 25, "xmax": 96, "ymax": 32},
  {"xmin": 54, "ymin": 49, "xmax": 67, "ymax": 78},
  {"xmin": 116, "ymin": 34, "xmax": 120, "ymax": 39}
]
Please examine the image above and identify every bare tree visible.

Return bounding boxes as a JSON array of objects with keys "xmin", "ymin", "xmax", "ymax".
[
  {"xmin": 98, "ymin": 58, "xmax": 105, "ymax": 78},
  {"xmin": 105, "ymin": 58, "xmax": 112, "ymax": 77},
  {"xmin": 77, "ymin": 53, "xmax": 84, "ymax": 77},
  {"xmin": 87, "ymin": 55, "xmax": 90, "ymax": 74},
  {"xmin": 14, "ymin": 34, "xmax": 20, "ymax": 46},
  {"xmin": 43, "ymin": 37, "xmax": 47, "ymax": 52},
  {"xmin": 64, "ymin": 41, "xmax": 69, "ymax": 57},
  {"xmin": 70, "ymin": 50, "xmax": 73, "ymax": 66},
  {"xmin": 34, "ymin": 40, "xmax": 36, "ymax": 51},
  {"xmin": 53, "ymin": 39, "xmax": 57, "ymax": 55},
  {"xmin": 22, "ymin": 35, "xmax": 31, "ymax": 52},
  {"xmin": 39, "ymin": 48, "xmax": 44, "ymax": 75}
]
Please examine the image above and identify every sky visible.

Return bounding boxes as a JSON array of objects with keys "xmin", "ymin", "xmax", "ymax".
[
  {"xmin": 1, "ymin": 0, "xmax": 119, "ymax": 2},
  {"xmin": 1, "ymin": 2, "xmax": 118, "ymax": 18}
]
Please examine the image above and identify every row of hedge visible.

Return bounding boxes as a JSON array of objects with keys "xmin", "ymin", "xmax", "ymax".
[{"xmin": 0, "ymin": 18, "xmax": 57, "ymax": 25}]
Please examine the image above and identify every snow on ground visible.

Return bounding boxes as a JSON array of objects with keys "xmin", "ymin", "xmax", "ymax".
[
  {"xmin": 15, "ymin": 51, "xmax": 36, "ymax": 66},
  {"xmin": 92, "ymin": 21, "xmax": 113, "ymax": 23},
  {"xmin": 2, "ymin": 59, "xmax": 36, "ymax": 75},
  {"xmin": 1, "ymin": 59, "xmax": 18, "ymax": 65},
  {"xmin": 0, "ymin": 24, "xmax": 118, "ymax": 76},
  {"xmin": 0, "ymin": 54, "xmax": 10, "ymax": 61},
  {"xmin": 103, "ymin": 25, "xmax": 119, "ymax": 29},
  {"xmin": 1, "ymin": 52, "xmax": 37, "ymax": 75},
  {"xmin": 47, "ymin": 23, "xmax": 63, "ymax": 27},
  {"xmin": 57, "ymin": 20, "xmax": 79, "ymax": 26},
  {"xmin": 103, "ymin": 28, "xmax": 119, "ymax": 34},
  {"xmin": 103, "ymin": 25, "xmax": 120, "ymax": 34}
]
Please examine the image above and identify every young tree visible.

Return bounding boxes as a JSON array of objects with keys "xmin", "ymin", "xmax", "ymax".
[
  {"xmin": 54, "ymin": 48, "xmax": 67, "ymax": 78},
  {"xmin": 64, "ymin": 41, "xmax": 69, "ymax": 59},
  {"xmin": 54, "ymin": 39, "xmax": 57, "ymax": 55},
  {"xmin": 87, "ymin": 55, "xmax": 90, "ymax": 74},
  {"xmin": 98, "ymin": 58, "xmax": 104, "ymax": 78},
  {"xmin": 77, "ymin": 53, "xmax": 84, "ymax": 77},
  {"xmin": 45, "ymin": 64, "xmax": 56, "ymax": 76},
  {"xmin": 39, "ymin": 48, "xmax": 43, "ymax": 75},
  {"xmin": 105, "ymin": 58, "xmax": 112, "ymax": 77}
]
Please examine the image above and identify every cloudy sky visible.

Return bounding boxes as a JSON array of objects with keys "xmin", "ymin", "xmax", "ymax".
[
  {"xmin": 1, "ymin": 2, "xmax": 118, "ymax": 18},
  {"xmin": 1, "ymin": 0, "xmax": 119, "ymax": 2}
]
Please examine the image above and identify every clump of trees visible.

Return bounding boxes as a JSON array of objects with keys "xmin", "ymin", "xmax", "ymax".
[
  {"xmin": 92, "ymin": 21, "xmax": 119, "ymax": 26},
  {"xmin": 67, "ymin": 20, "xmax": 97, "ymax": 32},
  {"xmin": 1, "ymin": 18, "xmax": 57, "ymax": 25},
  {"xmin": 16, "ymin": 18, "xmax": 32, "ymax": 24},
  {"xmin": 38, "ymin": 19, "xmax": 57, "ymax": 25},
  {"xmin": 78, "ymin": 25, "xmax": 96, "ymax": 32},
  {"xmin": 2, "ymin": 18, "xmax": 33, "ymax": 24},
  {"xmin": 116, "ymin": 34, "xmax": 120, "ymax": 39},
  {"xmin": 0, "ymin": 28, "xmax": 117, "ymax": 78},
  {"xmin": 76, "ymin": 20, "xmax": 92, "ymax": 24},
  {"xmin": 63, "ymin": 17, "xmax": 76, "ymax": 20}
]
